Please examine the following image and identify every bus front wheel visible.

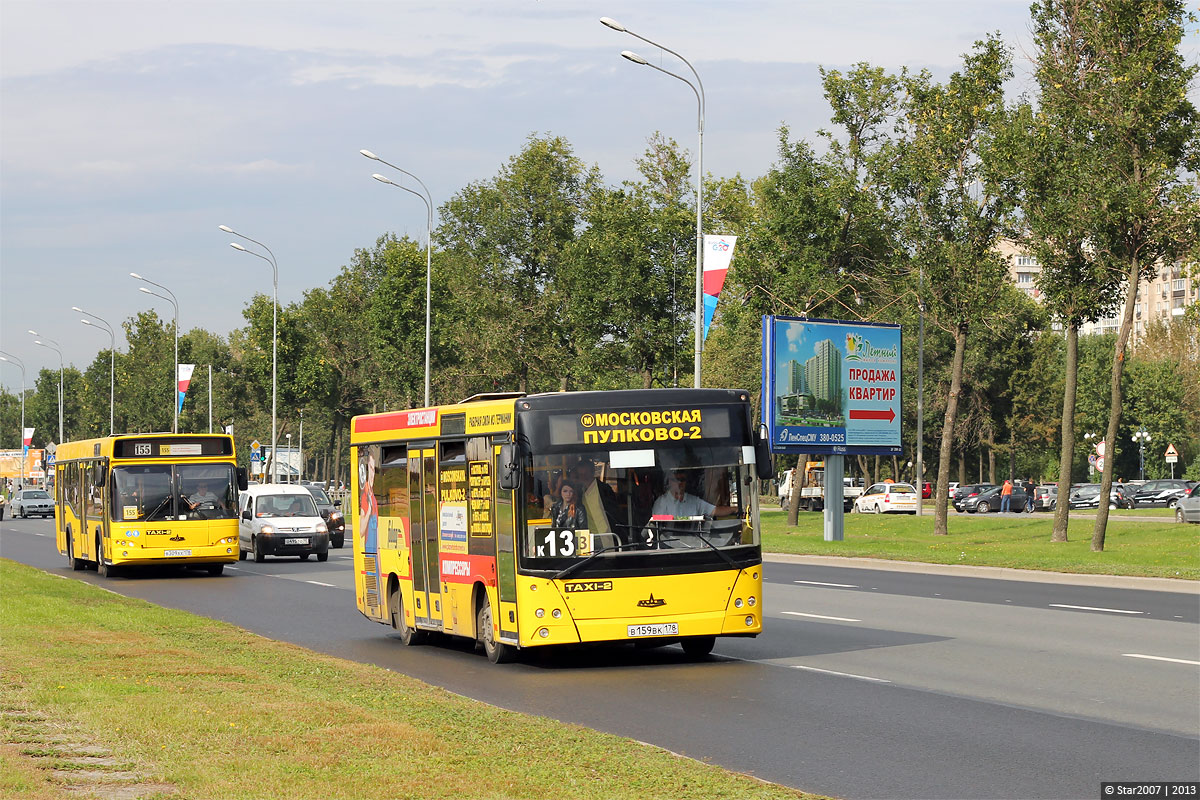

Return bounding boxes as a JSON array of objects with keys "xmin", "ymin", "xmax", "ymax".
[
  {"xmin": 66, "ymin": 535, "xmax": 85, "ymax": 571},
  {"xmin": 477, "ymin": 597, "xmax": 515, "ymax": 664},
  {"xmin": 681, "ymin": 635, "xmax": 716, "ymax": 658},
  {"xmin": 96, "ymin": 535, "xmax": 117, "ymax": 578}
]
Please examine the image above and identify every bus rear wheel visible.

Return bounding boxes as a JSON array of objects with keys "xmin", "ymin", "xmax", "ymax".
[
  {"xmin": 388, "ymin": 585, "xmax": 423, "ymax": 646},
  {"xmin": 477, "ymin": 597, "xmax": 515, "ymax": 664},
  {"xmin": 681, "ymin": 635, "xmax": 716, "ymax": 658}
]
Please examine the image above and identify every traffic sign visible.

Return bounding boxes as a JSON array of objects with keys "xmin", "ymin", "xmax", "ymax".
[
  {"xmin": 1087, "ymin": 454, "xmax": 1098, "ymax": 465},
  {"xmin": 250, "ymin": 439, "xmax": 261, "ymax": 451}
]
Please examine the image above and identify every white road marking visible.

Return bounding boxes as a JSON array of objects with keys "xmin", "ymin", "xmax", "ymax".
[
  {"xmin": 1049, "ymin": 604, "xmax": 1144, "ymax": 615},
  {"xmin": 305, "ymin": 580, "xmax": 336, "ymax": 587},
  {"xmin": 793, "ymin": 580, "xmax": 858, "ymax": 588},
  {"xmin": 791, "ymin": 665, "xmax": 891, "ymax": 683},
  {"xmin": 781, "ymin": 611, "xmax": 863, "ymax": 623},
  {"xmin": 1123, "ymin": 653, "xmax": 1200, "ymax": 666}
]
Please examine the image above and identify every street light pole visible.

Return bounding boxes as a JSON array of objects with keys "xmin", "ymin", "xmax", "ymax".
[
  {"xmin": 131, "ymin": 276, "xmax": 179, "ymax": 433},
  {"xmin": 1084, "ymin": 432, "xmax": 1097, "ymax": 482},
  {"xmin": 0, "ymin": 352, "xmax": 27, "ymax": 486},
  {"xmin": 74, "ymin": 307, "xmax": 116, "ymax": 435},
  {"xmin": 220, "ymin": 226, "xmax": 279, "ymax": 483},
  {"xmin": 601, "ymin": 17, "xmax": 705, "ymax": 388},
  {"xmin": 361, "ymin": 149, "xmax": 434, "ymax": 407},
  {"xmin": 28, "ymin": 331, "xmax": 64, "ymax": 445},
  {"xmin": 1132, "ymin": 428, "xmax": 1151, "ymax": 482}
]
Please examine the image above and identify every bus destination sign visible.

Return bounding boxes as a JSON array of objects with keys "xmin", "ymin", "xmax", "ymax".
[{"xmin": 547, "ymin": 407, "xmax": 732, "ymax": 447}]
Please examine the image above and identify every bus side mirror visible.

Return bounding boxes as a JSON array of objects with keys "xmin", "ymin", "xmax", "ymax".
[
  {"xmin": 96, "ymin": 469, "xmax": 107, "ymax": 489},
  {"xmin": 236, "ymin": 468, "xmax": 249, "ymax": 491},
  {"xmin": 498, "ymin": 444, "xmax": 522, "ymax": 491},
  {"xmin": 754, "ymin": 428, "xmax": 775, "ymax": 481}
]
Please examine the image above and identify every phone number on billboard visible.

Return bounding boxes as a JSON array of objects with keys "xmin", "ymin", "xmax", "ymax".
[{"xmin": 818, "ymin": 433, "xmax": 846, "ymax": 443}]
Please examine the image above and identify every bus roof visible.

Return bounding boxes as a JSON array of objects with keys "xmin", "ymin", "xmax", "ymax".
[{"xmin": 55, "ymin": 433, "xmax": 236, "ymax": 462}]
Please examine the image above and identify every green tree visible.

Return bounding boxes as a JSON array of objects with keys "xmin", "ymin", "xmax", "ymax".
[
  {"xmin": 438, "ymin": 134, "xmax": 599, "ymax": 394},
  {"xmin": 892, "ymin": 36, "xmax": 1021, "ymax": 536}
]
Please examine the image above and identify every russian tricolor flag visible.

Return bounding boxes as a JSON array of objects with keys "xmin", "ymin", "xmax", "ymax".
[
  {"xmin": 177, "ymin": 364, "xmax": 195, "ymax": 414},
  {"xmin": 702, "ymin": 235, "xmax": 737, "ymax": 340}
]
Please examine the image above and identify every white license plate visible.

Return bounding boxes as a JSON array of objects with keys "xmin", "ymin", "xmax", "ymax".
[
  {"xmin": 163, "ymin": 549, "xmax": 191, "ymax": 557},
  {"xmin": 627, "ymin": 622, "xmax": 678, "ymax": 638},
  {"xmin": 285, "ymin": 537, "xmax": 309, "ymax": 546}
]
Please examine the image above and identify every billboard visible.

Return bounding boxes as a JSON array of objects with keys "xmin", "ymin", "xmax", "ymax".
[{"xmin": 761, "ymin": 315, "xmax": 902, "ymax": 456}]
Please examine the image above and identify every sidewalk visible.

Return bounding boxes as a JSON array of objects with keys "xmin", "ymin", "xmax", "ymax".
[{"xmin": 764, "ymin": 552, "xmax": 1200, "ymax": 594}]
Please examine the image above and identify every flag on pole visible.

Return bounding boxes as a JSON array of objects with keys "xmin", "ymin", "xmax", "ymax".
[
  {"xmin": 22, "ymin": 427, "xmax": 33, "ymax": 457},
  {"xmin": 702, "ymin": 235, "xmax": 737, "ymax": 340},
  {"xmin": 177, "ymin": 364, "xmax": 196, "ymax": 414}
]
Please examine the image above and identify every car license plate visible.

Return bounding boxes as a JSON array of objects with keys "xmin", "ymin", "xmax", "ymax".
[
  {"xmin": 285, "ymin": 537, "xmax": 309, "ymax": 546},
  {"xmin": 627, "ymin": 622, "xmax": 678, "ymax": 638},
  {"xmin": 163, "ymin": 549, "xmax": 191, "ymax": 557}
]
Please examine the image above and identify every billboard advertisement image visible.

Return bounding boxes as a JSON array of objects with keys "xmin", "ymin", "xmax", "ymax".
[{"xmin": 761, "ymin": 315, "xmax": 902, "ymax": 456}]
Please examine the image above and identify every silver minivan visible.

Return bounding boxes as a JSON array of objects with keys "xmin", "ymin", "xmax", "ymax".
[{"xmin": 238, "ymin": 484, "xmax": 329, "ymax": 562}]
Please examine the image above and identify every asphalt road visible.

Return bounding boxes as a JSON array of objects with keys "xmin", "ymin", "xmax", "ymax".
[{"xmin": 3, "ymin": 516, "xmax": 1198, "ymax": 800}]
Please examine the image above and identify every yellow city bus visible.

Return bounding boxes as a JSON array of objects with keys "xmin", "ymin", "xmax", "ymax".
[
  {"xmin": 350, "ymin": 389, "xmax": 772, "ymax": 663},
  {"xmin": 55, "ymin": 433, "xmax": 247, "ymax": 577}
]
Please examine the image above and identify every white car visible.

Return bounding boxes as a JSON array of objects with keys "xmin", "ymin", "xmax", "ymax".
[
  {"xmin": 947, "ymin": 482, "xmax": 960, "ymax": 499},
  {"xmin": 238, "ymin": 484, "xmax": 329, "ymax": 562},
  {"xmin": 853, "ymin": 482, "xmax": 919, "ymax": 515}
]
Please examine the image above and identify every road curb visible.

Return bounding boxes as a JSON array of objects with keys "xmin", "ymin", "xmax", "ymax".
[{"xmin": 764, "ymin": 553, "xmax": 1200, "ymax": 594}]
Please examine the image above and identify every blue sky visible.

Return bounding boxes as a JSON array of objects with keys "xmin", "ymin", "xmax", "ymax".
[{"xmin": 0, "ymin": 1, "xmax": 1073, "ymax": 385}]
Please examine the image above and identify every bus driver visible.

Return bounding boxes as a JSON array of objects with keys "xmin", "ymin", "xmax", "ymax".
[{"xmin": 651, "ymin": 471, "xmax": 733, "ymax": 519}]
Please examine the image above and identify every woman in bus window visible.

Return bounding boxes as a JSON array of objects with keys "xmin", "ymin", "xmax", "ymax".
[
  {"xmin": 358, "ymin": 445, "xmax": 379, "ymax": 552},
  {"xmin": 549, "ymin": 482, "xmax": 587, "ymax": 530}
]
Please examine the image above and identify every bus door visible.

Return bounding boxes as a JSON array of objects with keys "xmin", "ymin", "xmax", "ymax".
[{"xmin": 407, "ymin": 447, "xmax": 442, "ymax": 628}]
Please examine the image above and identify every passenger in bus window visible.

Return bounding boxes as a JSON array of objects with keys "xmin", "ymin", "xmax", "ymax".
[
  {"xmin": 549, "ymin": 482, "xmax": 587, "ymax": 530},
  {"xmin": 652, "ymin": 472, "xmax": 733, "ymax": 519},
  {"xmin": 571, "ymin": 460, "xmax": 620, "ymax": 531}
]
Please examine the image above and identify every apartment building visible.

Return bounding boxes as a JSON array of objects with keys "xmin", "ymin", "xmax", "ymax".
[{"xmin": 997, "ymin": 239, "xmax": 1198, "ymax": 339}]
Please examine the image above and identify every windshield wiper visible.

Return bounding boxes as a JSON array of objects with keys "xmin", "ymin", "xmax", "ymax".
[
  {"xmin": 144, "ymin": 495, "xmax": 175, "ymax": 521},
  {"xmin": 649, "ymin": 524, "xmax": 740, "ymax": 570},
  {"xmin": 552, "ymin": 541, "xmax": 642, "ymax": 581}
]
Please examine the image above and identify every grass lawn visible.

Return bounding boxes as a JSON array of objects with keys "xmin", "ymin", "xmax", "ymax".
[
  {"xmin": 0, "ymin": 560, "xmax": 816, "ymax": 800},
  {"xmin": 761, "ymin": 509, "xmax": 1200, "ymax": 580}
]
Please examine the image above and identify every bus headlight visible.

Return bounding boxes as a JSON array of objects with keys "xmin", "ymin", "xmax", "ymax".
[
  {"xmin": 538, "ymin": 628, "xmax": 550, "ymax": 638},
  {"xmin": 748, "ymin": 596, "xmax": 756, "ymax": 607},
  {"xmin": 745, "ymin": 615, "xmax": 755, "ymax": 626},
  {"xmin": 551, "ymin": 609, "xmax": 562, "ymax": 619},
  {"xmin": 734, "ymin": 598, "xmax": 744, "ymax": 608},
  {"xmin": 535, "ymin": 608, "xmax": 545, "ymax": 618}
]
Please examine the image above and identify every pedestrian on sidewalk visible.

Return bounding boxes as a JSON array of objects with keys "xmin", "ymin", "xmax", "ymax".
[{"xmin": 1000, "ymin": 479, "xmax": 1013, "ymax": 513}]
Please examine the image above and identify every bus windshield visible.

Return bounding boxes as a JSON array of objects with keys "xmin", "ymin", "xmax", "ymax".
[
  {"xmin": 113, "ymin": 464, "xmax": 237, "ymax": 522},
  {"xmin": 519, "ymin": 444, "xmax": 758, "ymax": 568}
]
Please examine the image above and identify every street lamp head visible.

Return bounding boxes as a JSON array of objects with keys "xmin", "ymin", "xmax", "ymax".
[
  {"xmin": 230, "ymin": 242, "xmax": 248, "ymax": 252},
  {"xmin": 80, "ymin": 319, "xmax": 93, "ymax": 326},
  {"xmin": 27, "ymin": 329, "xmax": 38, "ymax": 336},
  {"xmin": 71, "ymin": 306, "xmax": 83, "ymax": 313},
  {"xmin": 621, "ymin": 50, "xmax": 648, "ymax": 65},
  {"xmin": 360, "ymin": 149, "xmax": 379, "ymax": 160},
  {"xmin": 600, "ymin": 16, "xmax": 626, "ymax": 32},
  {"xmin": 372, "ymin": 173, "xmax": 396, "ymax": 186},
  {"xmin": 139, "ymin": 287, "xmax": 152, "ymax": 295},
  {"xmin": 218, "ymin": 225, "xmax": 234, "ymax": 233},
  {"xmin": 129, "ymin": 272, "xmax": 143, "ymax": 280}
]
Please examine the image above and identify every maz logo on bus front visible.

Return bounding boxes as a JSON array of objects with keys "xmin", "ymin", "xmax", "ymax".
[{"xmin": 636, "ymin": 593, "xmax": 666, "ymax": 608}]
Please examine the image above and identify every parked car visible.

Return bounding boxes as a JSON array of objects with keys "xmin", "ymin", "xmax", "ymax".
[
  {"xmin": 1067, "ymin": 483, "xmax": 1137, "ymax": 510},
  {"xmin": 959, "ymin": 484, "xmax": 1030, "ymax": 514},
  {"xmin": 852, "ymin": 482, "xmax": 918, "ymax": 514},
  {"xmin": 1032, "ymin": 485, "xmax": 1058, "ymax": 511},
  {"xmin": 920, "ymin": 481, "xmax": 932, "ymax": 499},
  {"xmin": 238, "ymin": 484, "xmax": 329, "ymax": 563},
  {"xmin": 303, "ymin": 484, "xmax": 346, "ymax": 548},
  {"xmin": 952, "ymin": 484, "xmax": 997, "ymax": 512},
  {"xmin": 11, "ymin": 488, "xmax": 54, "ymax": 518},
  {"xmin": 1175, "ymin": 483, "xmax": 1200, "ymax": 524},
  {"xmin": 947, "ymin": 482, "xmax": 960, "ymax": 499},
  {"xmin": 1132, "ymin": 479, "xmax": 1195, "ymax": 509}
]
